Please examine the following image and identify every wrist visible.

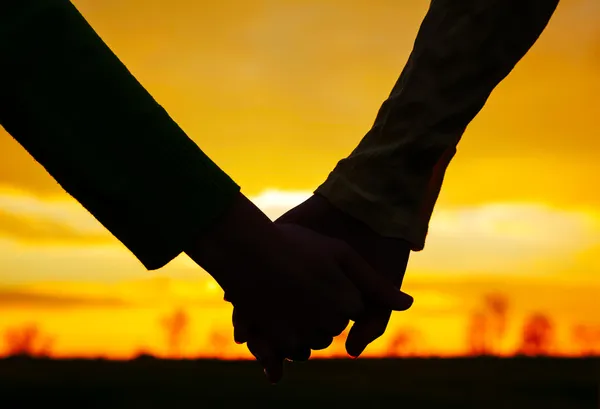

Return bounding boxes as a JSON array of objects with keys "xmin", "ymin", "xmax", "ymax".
[
  {"xmin": 279, "ymin": 193, "xmax": 411, "ymax": 286},
  {"xmin": 184, "ymin": 191, "xmax": 279, "ymax": 292}
]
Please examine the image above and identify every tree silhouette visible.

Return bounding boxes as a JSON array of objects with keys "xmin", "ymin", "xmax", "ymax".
[
  {"xmin": 3, "ymin": 323, "xmax": 55, "ymax": 357},
  {"xmin": 207, "ymin": 328, "xmax": 229, "ymax": 358},
  {"xmin": 483, "ymin": 293, "xmax": 509, "ymax": 354},
  {"xmin": 467, "ymin": 311, "xmax": 490, "ymax": 355},
  {"xmin": 160, "ymin": 308, "xmax": 190, "ymax": 358},
  {"xmin": 133, "ymin": 346, "xmax": 156, "ymax": 360},
  {"xmin": 466, "ymin": 293, "xmax": 510, "ymax": 356},
  {"xmin": 386, "ymin": 327, "xmax": 420, "ymax": 357},
  {"xmin": 518, "ymin": 313, "xmax": 554, "ymax": 356},
  {"xmin": 571, "ymin": 325, "xmax": 600, "ymax": 356}
]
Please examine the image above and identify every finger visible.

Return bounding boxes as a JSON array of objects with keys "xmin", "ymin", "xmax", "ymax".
[
  {"xmin": 255, "ymin": 320, "xmax": 304, "ymax": 365},
  {"xmin": 247, "ymin": 338, "xmax": 284, "ymax": 384},
  {"xmin": 290, "ymin": 321, "xmax": 336, "ymax": 352},
  {"xmin": 337, "ymin": 249, "xmax": 414, "ymax": 312},
  {"xmin": 287, "ymin": 347, "xmax": 311, "ymax": 362},
  {"xmin": 326, "ymin": 275, "xmax": 365, "ymax": 321},
  {"xmin": 232, "ymin": 308, "xmax": 250, "ymax": 344},
  {"xmin": 309, "ymin": 334, "xmax": 334, "ymax": 350},
  {"xmin": 264, "ymin": 321, "xmax": 301, "ymax": 359},
  {"xmin": 257, "ymin": 326, "xmax": 309, "ymax": 362},
  {"xmin": 345, "ymin": 310, "xmax": 392, "ymax": 358},
  {"xmin": 325, "ymin": 316, "xmax": 350, "ymax": 338}
]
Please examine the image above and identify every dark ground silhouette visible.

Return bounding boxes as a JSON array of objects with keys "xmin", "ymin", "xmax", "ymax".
[{"xmin": 0, "ymin": 356, "xmax": 597, "ymax": 409}]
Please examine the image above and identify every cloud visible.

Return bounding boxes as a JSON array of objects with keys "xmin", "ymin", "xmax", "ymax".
[
  {"xmin": 0, "ymin": 187, "xmax": 599, "ymax": 284},
  {"xmin": 0, "ymin": 186, "xmax": 232, "ymax": 283},
  {"xmin": 0, "ymin": 277, "xmax": 226, "ymax": 310},
  {"xmin": 249, "ymin": 189, "xmax": 311, "ymax": 220},
  {"xmin": 250, "ymin": 190, "xmax": 600, "ymax": 278},
  {"xmin": 0, "ymin": 210, "xmax": 110, "ymax": 245},
  {"xmin": 0, "ymin": 186, "xmax": 110, "ymax": 244},
  {"xmin": 411, "ymin": 203, "xmax": 600, "ymax": 276},
  {"xmin": 0, "ymin": 287, "xmax": 129, "ymax": 309},
  {"xmin": 0, "ymin": 237, "xmax": 205, "ymax": 284}
]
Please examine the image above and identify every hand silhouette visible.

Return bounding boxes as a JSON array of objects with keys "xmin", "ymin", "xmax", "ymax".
[
  {"xmin": 186, "ymin": 192, "xmax": 412, "ymax": 383},
  {"xmin": 275, "ymin": 193, "xmax": 413, "ymax": 358}
]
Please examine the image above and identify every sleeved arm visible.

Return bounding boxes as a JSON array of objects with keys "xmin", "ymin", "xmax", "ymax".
[
  {"xmin": 316, "ymin": 0, "xmax": 559, "ymax": 250},
  {"xmin": 0, "ymin": 0, "xmax": 241, "ymax": 270}
]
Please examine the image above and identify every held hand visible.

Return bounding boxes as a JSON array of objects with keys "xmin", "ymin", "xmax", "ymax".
[
  {"xmin": 231, "ymin": 223, "xmax": 413, "ymax": 383},
  {"xmin": 185, "ymin": 193, "xmax": 412, "ymax": 383},
  {"xmin": 276, "ymin": 193, "xmax": 413, "ymax": 358}
]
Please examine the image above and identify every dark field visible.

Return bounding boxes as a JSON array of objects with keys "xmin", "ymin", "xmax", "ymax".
[{"xmin": 0, "ymin": 357, "xmax": 598, "ymax": 409}]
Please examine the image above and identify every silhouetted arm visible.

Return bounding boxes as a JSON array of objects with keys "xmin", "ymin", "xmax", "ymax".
[
  {"xmin": 316, "ymin": 0, "xmax": 559, "ymax": 251},
  {"xmin": 0, "ymin": 0, "xmax": 240, "ymax": 270}
]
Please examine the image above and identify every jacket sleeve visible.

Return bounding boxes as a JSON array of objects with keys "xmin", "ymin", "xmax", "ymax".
[
  {"xmin": 0, "ymin": 0, "xmax": 240, "ymax": 270},
  {"xmin": 316, "ymin": 0, "xmax": 559, "ymax": 251}
]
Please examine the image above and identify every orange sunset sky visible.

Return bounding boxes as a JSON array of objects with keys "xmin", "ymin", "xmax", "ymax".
[{"xmin": 1, "ymin": 0, "xmax": 599, "ymax": 359}]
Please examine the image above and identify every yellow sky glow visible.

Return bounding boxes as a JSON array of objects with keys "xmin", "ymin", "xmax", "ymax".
[{"xmin": 0, "ymin": 0, "xmax": 599, "ymax": 358}]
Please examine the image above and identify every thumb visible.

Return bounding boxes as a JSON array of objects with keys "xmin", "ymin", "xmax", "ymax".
[
  {"xmin": 338, "ymin": 248, "xmax": 414, "ymax": 311},
  {"xmin": 232, "ymin": 307, "xmax": 250, "ymax": 344},
  {"xmin": 385, "ymin": 290, "xmax": 414, "ymax": 311},
  {"xmin": 345, "ymin": 310, "xmax": 392, "ymax": 358}
]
